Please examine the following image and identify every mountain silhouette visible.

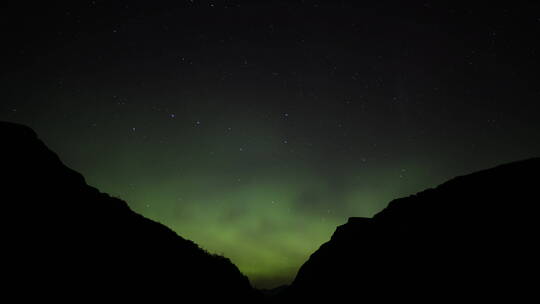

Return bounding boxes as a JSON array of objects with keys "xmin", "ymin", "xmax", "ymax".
[
  {"xmin": 1, "ymin": 121, "xmax": 259, "ymax": 302},
  {"xmin": 3, "ymin": 120, "xmax": 538, "ymax": 303},
  {"xmin": 281, "ymin": 157, "xmax": 540, "ymax": 302}
]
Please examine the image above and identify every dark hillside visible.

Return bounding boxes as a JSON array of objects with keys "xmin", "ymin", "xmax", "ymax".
[{"xmin": 1, "ymin": 121, "xmax": 258, "ymax": 302}]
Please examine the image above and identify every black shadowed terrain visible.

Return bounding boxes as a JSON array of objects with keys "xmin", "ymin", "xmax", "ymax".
[
  {"xmin": 1, "ymin": 121, "xmax": 259, "ymax": 302},
  {"xmin": 2, "ymin": 120, "xmax": 538, "ymax": 303},
  {"xmin": 279, "ymin": 157, "xmax": 540, "ymax": 302}
]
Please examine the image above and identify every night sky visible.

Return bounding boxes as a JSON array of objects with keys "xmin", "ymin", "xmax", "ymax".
[{"xmin": 2, "ymin": 1, "xmax": 540, "ymax": 288}]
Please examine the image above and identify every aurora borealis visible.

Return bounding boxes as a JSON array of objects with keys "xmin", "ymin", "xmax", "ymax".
[{"xmin": 2, "ymin": 1, "xmax": 540, "ymax": 288}]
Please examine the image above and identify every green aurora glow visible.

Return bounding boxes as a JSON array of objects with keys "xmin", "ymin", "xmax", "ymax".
[
  {"xmin": 45, "ymin": 125, "xmax": 507, "ymax": 288},
  {"xmin": 2, "ymin": 1, "xmax": 540, "ymax": 289}
]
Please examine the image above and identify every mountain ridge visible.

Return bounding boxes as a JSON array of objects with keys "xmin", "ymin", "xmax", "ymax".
[
  {"xmin": 283, "ymin": 156, "xmax": 539, "ymax": 302},
  {"xmin": 3, "ymin": 120, "xmax": 538, "ymax": 302},
  {"xmin": 1, "ymin": 121, "xmax": 258, "ymax": 302}
]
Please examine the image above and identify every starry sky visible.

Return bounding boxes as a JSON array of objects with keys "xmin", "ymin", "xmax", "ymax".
[{"xmin": 2, "ymin": 1, "xmax": 540, "ymax": 288}]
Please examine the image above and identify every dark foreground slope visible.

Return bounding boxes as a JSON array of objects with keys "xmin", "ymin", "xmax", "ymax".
[
  {"xmin": 1, "ymin": 121, "xmax": 258, "ymax": 302},
  {"xmin": 284, "ymin": 158, "xmax": 540, "ymax": 302}
]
